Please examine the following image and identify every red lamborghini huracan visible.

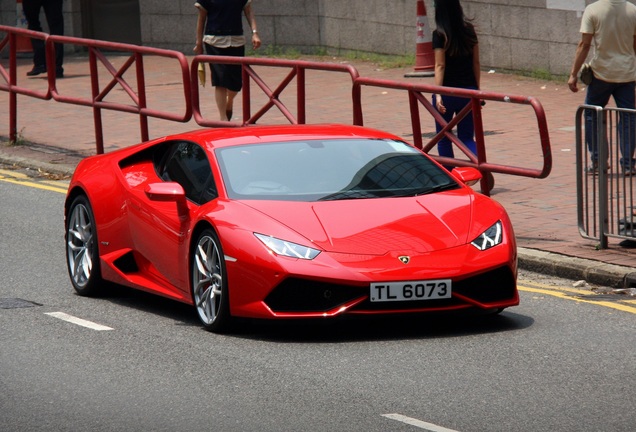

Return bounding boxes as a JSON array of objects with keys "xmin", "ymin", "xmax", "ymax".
[{"xmin": 64, "ymin": 124, "xmax": 518, "ymax": 332}]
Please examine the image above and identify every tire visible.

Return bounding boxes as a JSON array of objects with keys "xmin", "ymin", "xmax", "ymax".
[
  {"xmin": 66, "ymin": 195, "xmax": 102, "ymax": 296},
  {"xmin": 191, "ymin": 228, "xmax": 232, "ymax": 332},
  {"xmin": 486, "ymin": 172, "xmax": 495, "ymax": 191},
  {"xmin": 488, "ymin": 307, "xmax": 505, "ymax": 315}
]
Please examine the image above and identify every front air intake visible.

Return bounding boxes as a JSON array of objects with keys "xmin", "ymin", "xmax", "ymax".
[{"xmin": 264, "ymin": 278, "xmax": 365, "ymax": 313}]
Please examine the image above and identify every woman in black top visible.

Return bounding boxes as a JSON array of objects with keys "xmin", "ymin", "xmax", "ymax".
[
  {"xmin": 194, "ymin": 0, "xmax": 261, "ymax": 122},
  {"xmin": 431, "ymin": 0, "xmax": 480, "ymax": 160}
]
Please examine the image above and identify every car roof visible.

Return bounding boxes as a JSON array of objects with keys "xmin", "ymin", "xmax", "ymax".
[{"xmin": 167, "ymin": 124, "xmax": 403, "ymax": 150}]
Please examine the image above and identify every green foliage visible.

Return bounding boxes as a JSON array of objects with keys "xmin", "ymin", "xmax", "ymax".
[
  {"xmin": 515, "ymin": 68, "xmax": 568, "ymax": 83},
  {"xmin": 254, "ymin": 45, "xmax": 302, "ymax": 59},
  {"xmin": 251, "ymin": 45, "xmax": 415, "ymax": 69},
  {"xmin": 340, "ymin": 50, "xmax": 415, "ymax": 69},
  {"xmin": 8, "ymin": 128, "xmax": 26, "ymax": 147}
]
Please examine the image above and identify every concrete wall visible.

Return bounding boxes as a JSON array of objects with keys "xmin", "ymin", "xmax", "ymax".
[
  {"xmin": 139, "ymin": 0, "xmax": 195, "ymax": 53},
  {"xmin": 2, "ymin": 0, "xmax": 635, "ymax": 75},
  {"xmin": 317, "ymin": 0, "xmax": 413, "ymax": 56},
  {"xmin": 139, "ymin": 0, "xmax": 323, "ymax": 54},
  {"xmin": 466, "ymin": 0, "xmax": 588, "ymax": 74},
  {"xmin": 129, "ymin": 0, "xmax": 636, "ymax": 75},
  {"xmin": 0, "ymin": 0, "xmax": 81, "ymax": 41}
]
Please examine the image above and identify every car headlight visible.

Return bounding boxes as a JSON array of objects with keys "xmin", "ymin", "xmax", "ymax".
[
  {"xmin": 471, "ymin": 221, "xmax": 503, "ymax": 251},
  {"xmin": 254, "ymin": 233, "xmax": 321, "ymax": 259}
]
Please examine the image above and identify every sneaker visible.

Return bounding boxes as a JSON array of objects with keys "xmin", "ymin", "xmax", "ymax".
[
  {"xmin": 587, "ymin": 161, "xmax": 610, "ymax": 175},
  {"xmin": 622, "ymin": 167, "xmax": 636, "ymax": 176}
]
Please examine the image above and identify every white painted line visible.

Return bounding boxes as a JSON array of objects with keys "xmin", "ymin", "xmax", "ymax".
[
  {"xmin": 45, "ymin": 312, "xmax": 114, "ymax": 331},
  {"xmin": 382, "ymin": 414, "xmax": 460, "ymax": 432}
]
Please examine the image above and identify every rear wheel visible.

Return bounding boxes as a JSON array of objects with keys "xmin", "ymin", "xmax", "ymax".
[
  {"xmin": 192, "ymin": 229, "xmax": 231, "ymax": 332},
  {"xmin": 66, "ymin": 195, "xmax": 102, "ymax": 296}
]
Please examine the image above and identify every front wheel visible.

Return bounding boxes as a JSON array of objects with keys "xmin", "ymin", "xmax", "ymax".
[
  {"xmin": 66, "ymin": 195, "xmax": 102, "ymax": 296},
  {"xmin": 191, "ymin": 229, "xmax": 232, "ymax": 332}
]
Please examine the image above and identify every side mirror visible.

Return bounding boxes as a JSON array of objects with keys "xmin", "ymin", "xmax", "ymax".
[
  {"xmin": 145, "ymin": 182, "xmax": 188, "ymax": 215},
  {"xmin": 451, "ymin": 167, "xmax": 482, "ymax": 186}
]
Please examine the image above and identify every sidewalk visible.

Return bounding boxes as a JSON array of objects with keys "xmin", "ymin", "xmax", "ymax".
[{"xmin": 1, "ymin": 54, "xmax": 635, "ymax": 287}]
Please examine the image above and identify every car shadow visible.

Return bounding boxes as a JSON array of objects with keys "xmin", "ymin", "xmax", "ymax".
[
  {"xmin": 85, "ymin": 283, "xmax": 534, "ymax": 341},
  {"xmin": 84, "ymin": 283, "xmax": 200, "ymax": 327},
  {"xmin": 232, "ymin": 310, "xmax": 534, "ymax": 343}
]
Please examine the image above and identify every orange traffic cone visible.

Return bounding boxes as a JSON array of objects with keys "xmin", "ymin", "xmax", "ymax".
[{"xmin": 405, "ymin": 0, "xmax": 434, "ymax": 77}]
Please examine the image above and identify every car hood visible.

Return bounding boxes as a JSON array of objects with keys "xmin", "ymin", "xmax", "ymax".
[{"xmin": 240, "ymin": 192, "xmax": 478, "ymax": 254}]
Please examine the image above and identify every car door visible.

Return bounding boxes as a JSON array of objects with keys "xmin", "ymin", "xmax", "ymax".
[{"xmin": 127, "ymin": 140, "xmax": 216, "ymax": 295}]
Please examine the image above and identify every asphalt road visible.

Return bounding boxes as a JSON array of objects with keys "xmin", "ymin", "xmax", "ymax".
[{"xmin": 1, "ymin": 174, "xmax": 635, "ymax": 432}]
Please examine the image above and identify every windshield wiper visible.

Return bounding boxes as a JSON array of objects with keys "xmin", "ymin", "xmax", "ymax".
[
  {"xmin": 415, "ymin": 182, "xmax": 458, "ymax": 196},
  {"xmin": 319, "ymin": 183, "xmax": 459, "ymax": 201},
  {"xmin": 318, "ymin": 189, "xmax": 377, "ymax": 201}
]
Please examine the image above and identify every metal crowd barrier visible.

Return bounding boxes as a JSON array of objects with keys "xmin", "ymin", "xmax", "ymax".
[
  {"xmin": 189, "ymin": 64, "xmax": 552, "ymax": 195},
  {"xmin": 1, "ymin": 24, "xmax": 552, "ymax": 195},
  {"xmin": 576, "ymin": 105, "xmax": 636, "ymax": 249},
  {"xmin": 191, "ymin": 55, "xmax": 360, "ymax": 127},
  {"xmin": 0, "ymin": 26, "xmax": 50, "ymax": 143},
  {"xmin": 353, "ymin": 78, "xmax": 552, "ymax": 195},
  {"xmin": 47, "ymin": 35, "xmax": 192, "ymax": 154},
  {"xmin": 0, "ymin": 25, "xmax": 192, "ymax": 154}
]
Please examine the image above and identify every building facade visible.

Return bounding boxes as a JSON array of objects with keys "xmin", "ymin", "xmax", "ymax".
[{"xmin": 1, "ymin": 0, "xmax": 631, "ymax": 75}]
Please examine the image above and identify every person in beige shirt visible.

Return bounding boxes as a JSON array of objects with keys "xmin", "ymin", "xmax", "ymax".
[{"xmin": 568, "ymin": 0, "xmax": 636, "ymax": 175}]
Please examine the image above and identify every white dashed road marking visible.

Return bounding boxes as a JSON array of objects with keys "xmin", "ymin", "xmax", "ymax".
[
  {"xmin": 45, "ymin": 312, "xmax": 113, "ymax": 331},
  {"xmin": 382, "ymin": 414, "xmax": 460, "ymax": 431}
]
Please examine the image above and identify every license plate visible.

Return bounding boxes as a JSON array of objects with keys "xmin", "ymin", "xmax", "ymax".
[{"xmin": 370, "ymin": 279, "xmax": 452, "ymax": 302}]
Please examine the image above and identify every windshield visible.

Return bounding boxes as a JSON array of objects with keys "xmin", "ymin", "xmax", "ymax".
[{"xmin": 216, "ymin": 138, "xmax": 458, "ymax": 201}]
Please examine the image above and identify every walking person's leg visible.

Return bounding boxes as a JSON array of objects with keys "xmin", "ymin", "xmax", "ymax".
[
  {"xmin": 438, "ymin": 95, "xmax": 477, "ymax": 157},
  {"xmin": 223, "ymin": 46, "xmax": 244, "ymax": 121},
  {"xmin": 613, "ymin": 81, "xmax": 636, "ymax": 172},
  {"xmin": 584, "ymin": 78, "xmax": 612, "ymax": 169},
  {"xmin": 225, "ymin": 90, "xmax": 238, "ymax": 120},
  {"xmin": 42, "ymin": 0, "xmax": 64, "ymax": 77},
  {"xmin": 453, "ymin": 97, "xmax": 477, "ymax": 157},
  {"xmin": 23, "ymin": 0, "xmax": 46, "ymax": 74},
  {"xmin": 214, "ymin": 87, "xmax": 230, "ymax": 121},
  {"xmin": 206, "ymin": 45, "xmax": 243, "ymax": 121},
  {"xmin": 433, "ymin": 94, "xmax": 456, "ymax": 159}
]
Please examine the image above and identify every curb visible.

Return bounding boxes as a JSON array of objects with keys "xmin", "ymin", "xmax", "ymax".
[
  {"xmin": 0, "ymin": 153, "xmax": 77, "ymax": 177},
  {"xmin": 518, "ymin": 247, "xmax": 636, "ymax": 288}
]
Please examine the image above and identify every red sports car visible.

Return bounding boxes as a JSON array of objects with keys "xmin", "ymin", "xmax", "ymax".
[{"xmin": 65, "ymin": 124, "xmax": 518, "ymax": 332}]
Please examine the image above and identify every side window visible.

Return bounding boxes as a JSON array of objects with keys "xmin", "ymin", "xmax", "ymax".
[{"xmin": 155, "ymin": 141, "xmax": 217, "ymax": 205}]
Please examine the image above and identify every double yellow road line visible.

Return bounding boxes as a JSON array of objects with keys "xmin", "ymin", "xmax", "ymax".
[
  {"xmin": 0, "ymin": 168, "xmax": 68, "ymax": 194},
  {"xmin": 519, "ymin": 281, "xmax": 636, "ymax": 315}
]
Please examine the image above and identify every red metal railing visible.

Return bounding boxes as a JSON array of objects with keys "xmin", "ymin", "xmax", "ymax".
[
  {"xmin": 46, "ymin": 35, "xmax": 192, "ymax": 153},
  {"xmin": 0, "ymin": 25, "xmax": 192, "ymax": 154},
  {"xmin": 353, "ymin": 78, "xmax": 552, "ymax": 195},
  {"xmin": 0, "ymin": 26, "xmax": 51, "ymax": 143},
  {"xmin": 191, "ymin": 55, "xmax": 360, "ymax": 127},
  {"xmin": 1, "ymin": 25, "xmax": 552, "ymax": 193}
]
